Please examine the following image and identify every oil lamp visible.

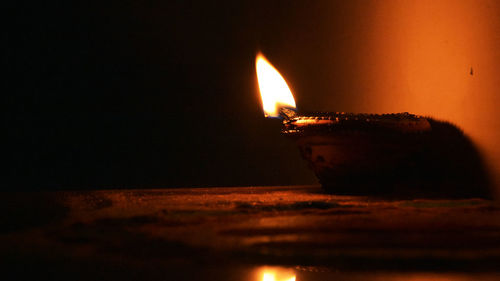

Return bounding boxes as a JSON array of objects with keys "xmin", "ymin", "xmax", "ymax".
[{"xmin": 256, "ymin": 53, "xmax": 490, "ymax": 197}]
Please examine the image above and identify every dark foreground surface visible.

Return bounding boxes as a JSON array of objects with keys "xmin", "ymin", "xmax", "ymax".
[{"xmin": 1, "ymin": 186, "xmax": 499, "ymax": 280}]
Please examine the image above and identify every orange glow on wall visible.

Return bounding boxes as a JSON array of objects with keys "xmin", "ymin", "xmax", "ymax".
[{"xmin": 357, "ymin": 0, "xmax": 500, "ymax": 196}]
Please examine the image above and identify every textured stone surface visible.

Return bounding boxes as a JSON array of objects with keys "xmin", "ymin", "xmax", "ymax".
[{"xmin": 1, "ymin": 186, "xmax": 499, "ymax": 280}]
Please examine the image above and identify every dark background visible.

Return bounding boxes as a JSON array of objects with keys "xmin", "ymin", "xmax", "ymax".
[
  {"xmin": 8, "ymin": 1, "xmax": 500, "ymax": 193},
  {"xmin": 7, "ymin": 1, "xmax": 376, "ymax": 190}
]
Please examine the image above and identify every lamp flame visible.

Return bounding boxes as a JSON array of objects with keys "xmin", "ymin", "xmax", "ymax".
[{"xmin": 256, "ymin": 53, "xmax": 296, "ymax": 118}]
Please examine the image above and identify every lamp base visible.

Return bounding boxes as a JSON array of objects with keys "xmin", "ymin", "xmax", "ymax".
[{"xmin": 283, "ymin": 113, "xmax": 491, "ymax": 198}]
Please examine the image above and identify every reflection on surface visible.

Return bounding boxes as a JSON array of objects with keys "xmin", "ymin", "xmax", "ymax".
[
  {"xmin": 256, "ymin": 267, "xmax": 296, "ymax": 281},
  {"xmin": 250, "ymin": 266, "xmax": 499, "ymax": 281},
  {"xmin": 4, "ymin": 188, "xmax": 498, "ymax": 281}
]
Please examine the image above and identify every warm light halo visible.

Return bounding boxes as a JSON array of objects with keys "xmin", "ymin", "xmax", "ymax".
[
  {"xmin": 255, "ymin": 53, "xmax": 296, "ymax": 118},
  {"xmin": 260, "ymin": 268, "xmax": 296, "ymax": 281}
]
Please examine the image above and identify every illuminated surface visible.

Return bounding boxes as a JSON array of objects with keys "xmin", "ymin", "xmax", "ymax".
[
  {"xmin": 258, "ymin": 267, "xmax": 296, "ymax": 281},
  {"xmin": 1, "ymin": 186, "xmax": 499, "ymax": 280},
  {"xmin": 256, "ymin": 53, "xmax": 296, "ymax": 118}
]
